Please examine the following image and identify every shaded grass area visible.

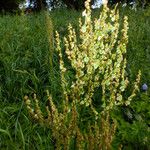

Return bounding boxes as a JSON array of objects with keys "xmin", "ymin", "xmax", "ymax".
[
  {"xmin": 0, "ymin": 13, "xmax": 51, "ymax": 101},
  {"xmin": 0, "ymin": 7, "xmax": 150, "ymax": 149}
]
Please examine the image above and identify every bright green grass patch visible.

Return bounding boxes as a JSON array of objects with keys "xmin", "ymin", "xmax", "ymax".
[{"xmin": 0, "ymin": 13, "xmax": 53, "ymax": 102}]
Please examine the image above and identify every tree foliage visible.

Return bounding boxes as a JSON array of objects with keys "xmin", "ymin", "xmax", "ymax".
[
  {"xmin": 0, "ymin": 0, "xmax": 24, "ymax": 12},
  {"xmin": 28, "ymin": 0, "xmax": 47, "ymax": 11},
  {"xmin": 61, "ymin": 0, "xmax": 96, "ymax": 10},
  {"xmin": 29, "ymin": 0, "xmax": 97, "ymax": 11},
  {"xmin": 108, "ymin": 0, "xmax": 150, "ymax": 7}
]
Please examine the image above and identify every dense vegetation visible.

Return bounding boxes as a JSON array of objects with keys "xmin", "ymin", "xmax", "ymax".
[
  {"xmin": 1, "ymin": 0, "xmax": 150, "ymax": 13},
  {"xmin": 0, "ymin": 3, "xmax": 150, "ymax": 149}
]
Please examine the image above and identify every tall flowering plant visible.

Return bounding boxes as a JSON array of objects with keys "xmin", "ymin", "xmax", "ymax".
[{"xmin": 24, "ymin": 0, "xmax": 141, "ymax": 149}]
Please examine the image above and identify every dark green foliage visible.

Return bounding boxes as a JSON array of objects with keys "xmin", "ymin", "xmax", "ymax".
[
  {"xmin": 0, "ymin": 0, "xmax": 25, "ymax": 13},
  {"xmin": 29, "ymin": 0, "xmax": 47, "ymax": 11},
  {"xmin": 29, "ymin": 0, "xmax": 97, "ymax": 11},
  {"xmin": 61, "ymin": 0, "xmax": 96, "ymax": 10},
  {"xmin": 108, "ymin": 0, "xmax": 150, "ymax": 8}
]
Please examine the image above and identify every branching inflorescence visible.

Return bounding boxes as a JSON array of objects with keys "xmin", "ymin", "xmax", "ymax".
[{"xmin": 24, "ymin": 0, "xmax": 141, "ymax": 149}]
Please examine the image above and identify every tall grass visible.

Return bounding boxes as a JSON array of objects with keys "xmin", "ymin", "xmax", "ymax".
[
  {"xmin": 0, "ymin": 4, "xmax": 150, "ymax": 149},
  {"xmin": 0, "ymin": 12, "xmax": 53, "ymax": 102}
]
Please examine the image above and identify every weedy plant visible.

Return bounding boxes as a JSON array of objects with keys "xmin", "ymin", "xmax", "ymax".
[{"xmin": 24, "ymin": 0, "xmax": 141, "ymax": 149}]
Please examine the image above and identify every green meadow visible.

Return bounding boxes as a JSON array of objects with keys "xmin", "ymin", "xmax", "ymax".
[{"xmin": 0, "ymin": 5, "xmax": 150, "ymax": 149}]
